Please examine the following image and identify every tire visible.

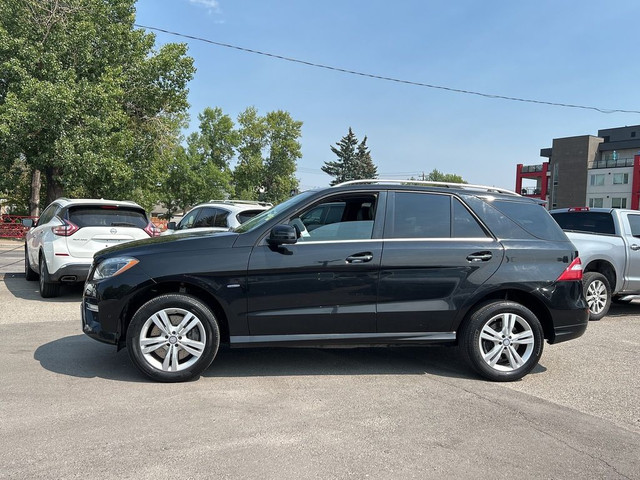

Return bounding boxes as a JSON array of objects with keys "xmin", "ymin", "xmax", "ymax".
[
  {"xmin": 583, "ymin": 272, "xmax": 611, "ymax": 321},
  {"xmin": 39, "ymin": 255, "xmax": 60, "ymax": 298},
  {"xmin": 126, "ymin": 294, "xmax": 220, "ymax": 382},
  {"xmin": 25, "ymin": 247, "xmax": 38, "ymax": 281},
  {"xmin": 459, "ymin": 301, "xmax": 544, "ymax": 382}
]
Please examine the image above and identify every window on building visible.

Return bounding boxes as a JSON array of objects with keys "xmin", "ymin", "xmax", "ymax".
[
  {"xmin": 589, "ymin": 198, "xmax": 604, "ymax": 208},
  {"xmin": 611, "ymin": 197, "xmax": 627, "ymax": 209},
  {"xmin": 613, "ymin": 173, "xmax": 629, "ymax": 185},
  {"xmin": 590, "ymin": 174, "xmax": 605, "ymax": 186},
  {"xmin": 632, "ymin": 131, "xmax": 637, "ymax": 138}
]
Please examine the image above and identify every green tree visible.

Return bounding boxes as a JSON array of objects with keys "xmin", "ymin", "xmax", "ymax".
[
  {"xmin": 423, "ymin": 169, "xmax": 466, "ymax": 184},
  {"xmin": 0, "ymin": 0, "xmax": 195, "ymax": 213},
  {"xmin": 322, "ymin": 127, "xmax": 377, "ymax": 185},
  {"xmin": 233, "ymin": 107, "xmax": 301, "ymax": 204}
]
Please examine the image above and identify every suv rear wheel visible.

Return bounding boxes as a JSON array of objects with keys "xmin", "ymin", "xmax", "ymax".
[
  {"xmin": 126, "ymin": 294, "xmax": 220, "ymax": 382},
  {"xmin": 459, "ymin": 301, "xmax": 544, "ymax": 382}
]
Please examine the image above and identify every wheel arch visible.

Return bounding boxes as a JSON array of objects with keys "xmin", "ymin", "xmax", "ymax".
[
  {"xmin": 454, "ymin": 289, "xmax": 554, "ymax": 342},
  {"xmin": 583, "ymin": 260, "xmax": 617, "ymax": 293},
  {"xmin": 118, "ymin": 281, "xmax": 231, "ymax": 350}
]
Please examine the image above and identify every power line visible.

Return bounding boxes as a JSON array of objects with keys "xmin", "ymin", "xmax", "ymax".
[{"xmin": 134, "ymin": 23, "xmax": 640, "ymax": 115}]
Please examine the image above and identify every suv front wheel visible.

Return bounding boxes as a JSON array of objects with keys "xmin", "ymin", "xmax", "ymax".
[
  {"xmin": 126, "ymin": 294, "xmax": 220, "ymax": 382},
  {"xmin": 459, "ymin": 301, "xmax": 544, "ymax": 382}
]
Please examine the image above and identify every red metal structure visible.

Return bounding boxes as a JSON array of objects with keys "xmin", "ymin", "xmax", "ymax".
[
  {"xmin": 515, "ymin": 162, "xmax": 549, "ymax": 201},
  {"xmin": 0, "ymin": 215, "xmax": 38, "ymax": 239}
]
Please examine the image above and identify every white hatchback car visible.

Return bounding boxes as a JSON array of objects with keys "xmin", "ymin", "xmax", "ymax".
[
  {"xmin": 23, "ymin": 198, "xmax": 159, "ymax": 297},
  {"xmin": 161, "ymin": 200, "xmax": 272, "ymax": 236}
]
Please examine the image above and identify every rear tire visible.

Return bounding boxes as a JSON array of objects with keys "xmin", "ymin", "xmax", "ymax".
[
  {"xmin": 126, "ymin": 294, "xmax": 220, "ymax": 382},
  {"xmin": 25, "ymin": 247, "xmax": 38, "ymax": 281},
  {"xmin": 459, "ymin": 301, "xmax": 544, "ymax": 382},
  {"xmin": 583, "ymin": 272, "xmax": 611, "ymax": 321},
  {"xmin": 39, "ymin": 256, "xmax": 60, "ymax": 298}
]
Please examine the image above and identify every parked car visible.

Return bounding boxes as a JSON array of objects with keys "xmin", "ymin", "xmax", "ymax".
[
  {"xmin": 550, "ymin": 206, "xmax": 640, "ymax": 320},
  {"xmin": 82, "ymin": 180, "xmax": 588, "ymax": 383},
  {"xmin": 161, "ymin": 200, "xmax": 272, "ymax": 236},
  {"xmin": 24, "ymin": 198, "xmax": 159, "ymax": 298}
]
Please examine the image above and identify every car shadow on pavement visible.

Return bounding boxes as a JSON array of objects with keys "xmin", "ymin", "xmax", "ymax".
[
  {"xmin": 34, "ymin": 335, "xmax": 546, "ymax": 382},
  {"xmin": 606, "ymin": 300, "xmax": 640, "ymax": 317},
  {"xmin": 3, "ymin": 273, "xmax": 83, "ymax": 302}
]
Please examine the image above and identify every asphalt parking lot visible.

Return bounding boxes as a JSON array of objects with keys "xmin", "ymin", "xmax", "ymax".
[{"xmin": 1, "ymin": 240, "xmax": 638, "ymax": 479}]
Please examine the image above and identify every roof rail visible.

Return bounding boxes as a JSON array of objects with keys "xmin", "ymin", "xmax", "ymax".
[
  {"xmin": 208, "ymin": 199, "xmax": 273, "ymax": 207},
  {"xmin": 333, "ymin": 179, "xmax": 519, "ymax": 196}
]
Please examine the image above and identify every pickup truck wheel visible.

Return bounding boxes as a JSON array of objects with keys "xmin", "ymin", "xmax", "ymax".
[
  {"xmin": 459, "ymin": 301, "xmax": 544, "ymax": 382},
  {"xmin": 583, "ymin": 272, "xmax": 611, "ymax": 321},
  {"xmin": 126, "ymin": 294, "xmax": 220, "ymax": 382}
]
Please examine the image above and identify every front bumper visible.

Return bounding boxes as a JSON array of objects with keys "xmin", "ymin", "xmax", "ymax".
[{"xmin": 81, "ymin": 297, "xmax": 118, "ymax": 345}]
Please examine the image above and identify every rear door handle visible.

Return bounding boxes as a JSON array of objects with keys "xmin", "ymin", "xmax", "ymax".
[
  {"xmin": 346, "ymin": 252, "xmax": 373, "ymax": 264},
  {"xmin": 467, "ymin": 252, "xmax": 493, "ymax": 262},
  {"xmin": 631, "ymin": 244, "xmax": 640, "ymax": 251}
]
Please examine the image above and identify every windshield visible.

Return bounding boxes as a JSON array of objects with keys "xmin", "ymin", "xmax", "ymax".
[{"xmin": 233, "ymin": 191, "xmax": 316, "ymax": 233}]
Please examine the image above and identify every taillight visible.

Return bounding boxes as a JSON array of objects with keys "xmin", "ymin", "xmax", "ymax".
[
  {"xmin": 52, "ymin": 219, "xmax": 79, "ymax": 237},
  {"xmin": 556, "ymin": 257, "xmax": 583, "ymax": 281},
  {"xmin": 144, "ymin": 221, "xmax": 161, "ymax": 237}
]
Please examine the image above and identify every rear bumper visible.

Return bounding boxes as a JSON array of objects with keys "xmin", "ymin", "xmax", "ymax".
[{"xmin": 50, "ymin": 262, "xmax": 91, "ymax": 282}]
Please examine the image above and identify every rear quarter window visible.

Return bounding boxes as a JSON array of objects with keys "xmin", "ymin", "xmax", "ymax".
[{"xmin": 66, "ymin": 206, "xmax": 148, "ymax": 229}]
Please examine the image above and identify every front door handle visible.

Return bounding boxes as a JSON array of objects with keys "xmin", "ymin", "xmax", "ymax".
[
  {"xmin": 346, "ymin": 252, "xmax": 373, "ymax": 264},
  {"xmin": 631, "ymin": 244, "xmax": 640, "ymax": 251},
  {"xmin": 467, "ymin": 251, "xmax": 493, "ymax": 262}
]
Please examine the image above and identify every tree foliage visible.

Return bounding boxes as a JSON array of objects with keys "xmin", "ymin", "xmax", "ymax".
[
  {"xmin": 423, "ymin": 169, "xmax": 466, "ymax": 184},
  {"xmin": 0, "ymin": 0, "xmax": 195, "ymax": 212},
  {"xmin": 322, "ymin": 127, "xmax": 377, "ymax": 186},
  {"xmin": 233, "ymin": 107, "xmax": 301, "ymax": 204}
]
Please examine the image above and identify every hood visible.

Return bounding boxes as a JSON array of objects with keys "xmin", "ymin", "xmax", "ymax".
[{"xmin": 93, "ymin": 231, "xmax": 239, "ymax": 262}]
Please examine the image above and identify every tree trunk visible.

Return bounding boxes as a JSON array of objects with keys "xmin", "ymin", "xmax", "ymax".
[
  {"xmin": 45, "ymin": 167, "xmax": 64, "ymax": 205},
  {"xmin": 29, "ymin": 169, "xmax": 41, "ymax": 216}
]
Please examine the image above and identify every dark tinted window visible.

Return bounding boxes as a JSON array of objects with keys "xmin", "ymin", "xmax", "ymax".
[
  {"xmin": 194, "ymin": 208, "xmax": 228, "ymax": 228},
  {"xmin": 389, "ymin": 192, "xmax": 450, "ymax": 238},
  {"xmin": 550, "ymin": 211, "xmax": 616, "ymax": 235},
  {"xmin": 491, "ymin": 200, "xmax": 566, "ymax": 241},
  {"xmin": 626, "ymin": 214, "xmax": 640, "ymax": 237},
  {"xmin": 38, "ymin": 203, "xmax": 59, "ymax": 225},
  {"xmin": 453, "ymin": 199, "xmax": 489, "ymax": 238},
  {"xmin": 237, "ymin": 210, "xmax": 266, "ymax": 224},
  {"xmin": 66, "ymin": 206, "xmax": 147, "ymax": 228}
]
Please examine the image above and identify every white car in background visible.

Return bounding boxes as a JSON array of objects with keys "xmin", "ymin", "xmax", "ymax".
[
  {"xmin": 23, "ymin": 198, "xmax": 159, "ymax": 298},
  {"xmin": 162, "ymin": 200, "xmax": 272, "ymax": 236}
]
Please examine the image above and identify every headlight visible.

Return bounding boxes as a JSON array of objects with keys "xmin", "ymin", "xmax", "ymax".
[{"xmin": 92, "ymin": 257, "xmax": 139, "ymax": 280}]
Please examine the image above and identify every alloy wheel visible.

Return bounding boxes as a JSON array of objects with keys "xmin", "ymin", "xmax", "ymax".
[{"xmin": 478, "ymin": 312, "xmax": 535, "ymax": 372}]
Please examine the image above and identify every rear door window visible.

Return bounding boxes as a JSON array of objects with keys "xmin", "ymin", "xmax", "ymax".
[{"xmin": 66, "ymin": 206, "xmax": 148, "ymax": 229}]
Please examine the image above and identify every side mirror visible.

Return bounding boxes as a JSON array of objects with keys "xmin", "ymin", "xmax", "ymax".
[
  {"xmin": 267, "ymin": 224, "xmax": 298, "ymax": 246},
  {"xmin": 22, "ymin": 219, "xmax": 34, "ymax": 228},
  {"xmin": 167, "ymin": 221, "xmax": 177, "ymax": 230}
]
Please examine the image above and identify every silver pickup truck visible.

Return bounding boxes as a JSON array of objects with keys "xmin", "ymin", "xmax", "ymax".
[{"xmin": 550, "ymin": 207, "xmax": 640, "ymax": 320}]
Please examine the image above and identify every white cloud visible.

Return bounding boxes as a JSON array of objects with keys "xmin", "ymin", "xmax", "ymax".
[{"xmin": 188, "ymin": 0, "xmax": 221, "ymax": 13}]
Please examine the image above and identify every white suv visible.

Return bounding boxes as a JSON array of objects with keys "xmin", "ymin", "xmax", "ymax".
[
  {"xmin": 24, "ymin": 198, "xmax": 159, "ymax": 297},
  {"xmin": 162, "ymin": 200, "xmax": 272, "ymax": 236}
]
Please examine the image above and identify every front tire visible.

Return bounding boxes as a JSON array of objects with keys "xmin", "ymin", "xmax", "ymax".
[
  {"xmin": 583, "ymin": 272, "xmax": 611, "ymax": 321},
  {"xmin": 126, "ymin": 294, "xmax": 220, "ymax": 382},
  {"xmin": 459, "ymin": 301, "xmax": 544, "ymax": 382},
  {"xmin": 25, "ymin": 247, "xmax": 38, "ymax": 281},
  {"xmin": 39, "ymin": 256, "xmax": 60, "ymax": 298}
]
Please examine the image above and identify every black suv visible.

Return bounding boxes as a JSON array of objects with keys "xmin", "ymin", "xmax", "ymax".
[{"xmin": 82, "ymin": 181, "xmax": 588, "ymax": 382}]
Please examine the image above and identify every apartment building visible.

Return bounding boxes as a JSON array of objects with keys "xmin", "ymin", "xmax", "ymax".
[{"xmin": 515, "ymin": 125, "xmax": 640, "ymax": 209}]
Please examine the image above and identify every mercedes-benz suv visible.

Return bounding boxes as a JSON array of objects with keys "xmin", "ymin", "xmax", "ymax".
[{"xmin": 82, "ymin": 181, "xmax": 588, "ymax": 382}]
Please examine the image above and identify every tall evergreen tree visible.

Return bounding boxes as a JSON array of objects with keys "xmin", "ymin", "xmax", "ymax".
[{"xmin": 322, "ymin": 128, "xmax": 377, "ymax": 185}]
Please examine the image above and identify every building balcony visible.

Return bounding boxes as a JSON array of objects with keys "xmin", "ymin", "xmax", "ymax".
[
  {"xmin": 589, "ymin": 158, "xmax": 635, "ymax": 169},
  {"xmin": 521, "ymin": 187, "xmax": 542, "ymax": 196}
]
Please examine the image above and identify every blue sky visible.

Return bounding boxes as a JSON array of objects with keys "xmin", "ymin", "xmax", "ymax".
[{"xmin": 134, "ymin": 0, "xmax": 640, "ymax": 191}]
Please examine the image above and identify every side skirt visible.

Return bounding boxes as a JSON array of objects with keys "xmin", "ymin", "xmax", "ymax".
[{"xmin": 230, "ymin": 331, "xmax": 456, "ymax": 348}]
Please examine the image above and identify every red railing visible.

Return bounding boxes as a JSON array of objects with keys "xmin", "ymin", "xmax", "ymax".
[{"xmin": 0, "ymin": 215, "xmax": 38, "ymax": 239}]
